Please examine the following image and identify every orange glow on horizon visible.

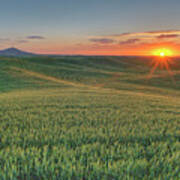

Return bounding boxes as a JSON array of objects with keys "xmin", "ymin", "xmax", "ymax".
[
  {"xmin": 13, "ymin": 40, "xmax": 180, "ymax": 56},
  {"xmin": 152, "ymin": 48, "xmax": 174, "ymax": 57}
]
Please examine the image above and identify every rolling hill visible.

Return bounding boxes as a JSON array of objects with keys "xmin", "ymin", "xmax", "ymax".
[{"xmin": 0, "ymin": 55, "xmax": 179, "ymax": 179}]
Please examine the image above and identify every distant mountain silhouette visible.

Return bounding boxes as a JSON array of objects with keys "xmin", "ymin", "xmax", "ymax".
[{"xmin": 0, "ymin": 47, "xmax": 36, "ymax": 57}]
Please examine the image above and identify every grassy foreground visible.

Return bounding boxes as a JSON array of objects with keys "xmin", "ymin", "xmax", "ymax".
[{"xmin": 0, "ymin": 56, "xmax": 179, "ymax": 179}]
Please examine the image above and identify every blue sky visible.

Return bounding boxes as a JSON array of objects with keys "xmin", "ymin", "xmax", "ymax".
[{"xmin": 0, "ymin": 0, "xmax": 180, "ymax": 55}]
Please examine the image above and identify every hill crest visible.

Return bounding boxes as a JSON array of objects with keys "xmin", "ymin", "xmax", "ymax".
[{"xmin": 0, "ymin": 47, "xmax": 36, "ymax": 57}]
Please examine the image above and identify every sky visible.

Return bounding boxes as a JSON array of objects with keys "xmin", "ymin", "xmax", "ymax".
[{"xmin": 0, "ymin": 0, "xmax": 180, "ymax": 55}]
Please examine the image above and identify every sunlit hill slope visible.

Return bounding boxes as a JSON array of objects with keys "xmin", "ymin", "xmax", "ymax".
[{"xmin": 0, "ymin": 55, "xmax": 179, "ymax": 179}]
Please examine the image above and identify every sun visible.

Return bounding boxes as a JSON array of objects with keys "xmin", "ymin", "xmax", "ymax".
[
  {"xmin": 148, "ymin": 47, "xmax": 175, "ymax": 83},
  {"xmin": 160, "ymin": 52, "xmax": 165, "ymax": 57},
  {"xmin": 152, "ymin": 48, "xmax": 173, "ymax": 57}
]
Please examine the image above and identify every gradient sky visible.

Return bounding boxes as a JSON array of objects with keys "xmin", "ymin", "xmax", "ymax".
[{"xmin": 1, "ymin": 0, "xmax": 180, "ymax": 55}]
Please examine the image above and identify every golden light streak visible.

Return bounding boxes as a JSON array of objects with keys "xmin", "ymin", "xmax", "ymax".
[{"xmin": 147, "ymin": 54, "xmax": 175, "ymax": 84}]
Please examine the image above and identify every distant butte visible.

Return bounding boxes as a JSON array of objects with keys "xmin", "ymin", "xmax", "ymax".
[{"xmin": 0, "ymin": 47, "xmax": 36, "ymax": 57}]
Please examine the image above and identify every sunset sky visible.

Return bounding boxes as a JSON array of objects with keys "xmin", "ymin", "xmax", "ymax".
[{"xmin": 1, "ymin": 0, "xmax": 180, "ymax": 55}]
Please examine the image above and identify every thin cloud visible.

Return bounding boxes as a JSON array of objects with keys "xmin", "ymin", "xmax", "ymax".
[
  {"xmin": 27, "ymin": 35, "xmax": 45, "ymax": 40},
  {"xmin": 157, "ymin": 34, "xmax": 179, "ymax": 39},
  {"xmin": 94, "ymin": 30, "xmax": 180, "ymax": 46},
  {"xmin": 89, "ymin": 38, "xmax": 115, "ymax": 44},
  {"xmin": 119, "ymin": 38, "xmax": 140, "ymax": 45},
  {"xmin": 146, "ymin": 30, "xmax": 180, "ymax": 34},
  {"xmin": 0, "ymin": 38, "xmax": 29, "ymax": 45},
  {"xmin": 0, "ymin": 38, "xmax": 10, "ymax": 42},
  {"xmin": 16, "ymin": 40, "xmax": 29, "ymax": 44},
  {"xmin": 112, "ymin": 32, "xmax": 131, "ymax": 37},
  {"xmin": 110, "ymin": 30, "xmax": 180, "ymax": 38}
]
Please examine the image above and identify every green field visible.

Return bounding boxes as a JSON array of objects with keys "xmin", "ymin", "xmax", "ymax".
[{"xmin": 0, "ymin": 56, "xmax": 179, "ymax": 179}]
